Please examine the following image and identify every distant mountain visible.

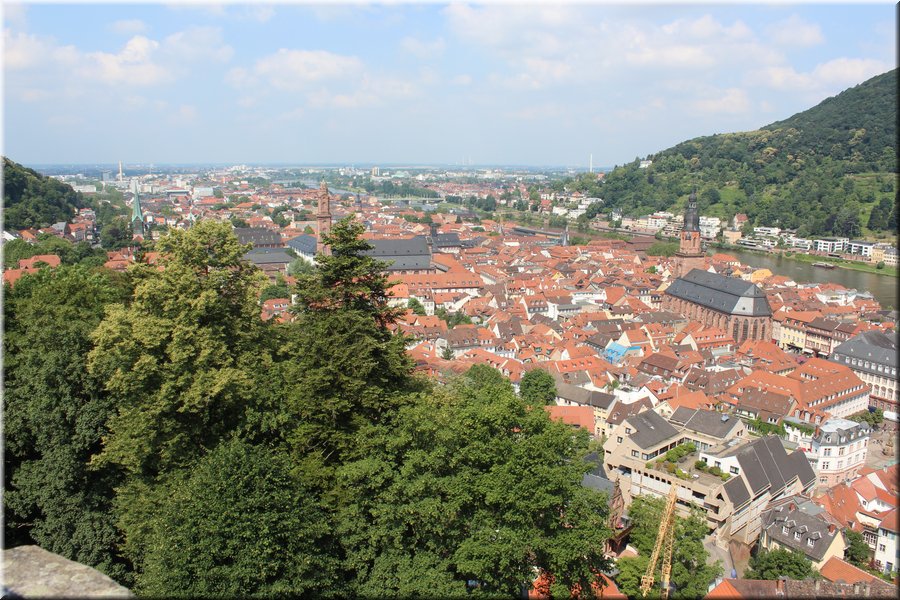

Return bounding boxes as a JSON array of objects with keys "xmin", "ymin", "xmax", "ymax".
[
  {"xmin": 574, "ymin": 69, "xmax": 897, "ymax": 238},
  {"xmin": 3, "ymin": 157, "xmax": 88, "ymax": 230}
]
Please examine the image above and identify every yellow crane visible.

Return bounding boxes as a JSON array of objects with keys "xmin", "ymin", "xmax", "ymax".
[{"xmin": 640, "ymin": 485, "xmax": 678, "ymax": 599}]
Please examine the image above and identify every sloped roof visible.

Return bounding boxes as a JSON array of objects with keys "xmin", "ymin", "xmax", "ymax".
[
  {"xmin": 665, "ymin": 269, "xmax": 771, "ymax": 316},
  {"xmin": 626, "ymin": 409, "xmax": 680, "ymax": 449}
]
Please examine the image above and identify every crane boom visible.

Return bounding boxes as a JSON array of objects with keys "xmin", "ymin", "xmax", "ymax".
[{"xmin": 639, "ymin": 485, "xmax": 678, "ymax": 598}]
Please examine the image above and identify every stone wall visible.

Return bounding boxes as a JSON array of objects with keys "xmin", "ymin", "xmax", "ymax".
[{"xmin": 2, "ymin": 545, "xmax": 132, "ymax": 598}]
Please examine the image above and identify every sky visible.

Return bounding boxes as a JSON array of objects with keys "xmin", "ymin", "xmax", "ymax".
[{"xmin": 3, "ymin": 1, "xmax": 896, "ymax": 168}]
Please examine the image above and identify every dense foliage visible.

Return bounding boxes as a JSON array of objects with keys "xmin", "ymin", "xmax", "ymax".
[
  {"xmin": 560, "ymin": 69, "xmax": 898, "ymax": 237},
  {"xmin": 745, "ymin": 548, "xmax": 818, "ymax": 580},
  {"xmin": 3, "ymin": 218, "xmax": 613, "ymax": 597},
  {"xmin": 614, "ymin": 495, "xmax": 722, "ymax": 598},
  {"xmin": 519, "ymin": 368, "xmax": 558, "ymax": 405},
  {"xmin": 3, "ymin": 157, "xmax": 88, "ymax": 229}
]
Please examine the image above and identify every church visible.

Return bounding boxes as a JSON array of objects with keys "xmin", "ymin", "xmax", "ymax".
[{"xmin": 662, "ymin": 191, "xmax": 773, "ymax": 343}]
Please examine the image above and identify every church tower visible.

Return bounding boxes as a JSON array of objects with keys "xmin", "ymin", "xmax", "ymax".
[
  {"xmin": 675, "ymin": 189, "xmax": 704, "ymax": 277},
  {"xmin": 316, "ymin": 180, "xmax": 332, "ymax": 256},
  {"xmin": 130, "ymin": 180, "xmax": 145, "ymax": 238}
]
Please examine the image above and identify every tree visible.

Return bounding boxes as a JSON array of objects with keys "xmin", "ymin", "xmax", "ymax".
[
  {"xmin": 745, "ymin": 548, "xmax": 816, "ymax": 580},
  {"xmin": 520, "ymin": 369, "xmax": 558, "ymax": 405},
  {"xmin": 843, "ymin": 529, "xmax": 870, "ymax": 568},
  {"xmin": 260, "ymin": 281, "xmax": 291, "ymax": 302},
  {"xmin": 335, "ymin": 375, "xmax": 612, "ymax": 598},
  {"xmin": 88, "ymin": 221, "xmax": 269, "ymax": 478},
  {"xmin": 231, "ymin": 217, "xmax": 249, "ymax": 228},
  {"xmin": 407, "ymin": 297, "xmax": 426, "ymax": 316},
  {"xmin": 287, "ymin": 257, "xmax": 315, "ymax": 276},
  {"xmin": 619, "ymin": 495, "xmax": 722, "ymax": 598},
  {"xmin": 4, "ymin": 265, "xmax": 131, "ymax": 581},
  {"xmin": 441, "ymin": 346, "xmax": 454, "ymax": 360},
  {"xmin": 293, "ymin": 217, "xmax": 401, "ymax": 328},
  {"xmin": 100, "ymin": 217, "xmax": 133, "ymax": 249},
  {"xmin": 135, "ymin": 439, "xmax": 339, "ymax": 597}
]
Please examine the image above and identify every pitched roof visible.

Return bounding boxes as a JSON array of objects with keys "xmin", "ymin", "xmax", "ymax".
[
  {"xmin": 626, "ymin": 409, "xmax": 680, "ymax": 449},
  {"xmin": 665, "ymin": 269, "xmax": 772, "ymax": 316}
]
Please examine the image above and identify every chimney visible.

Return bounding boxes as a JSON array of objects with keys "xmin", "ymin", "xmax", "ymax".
[
  {"xmin": 776, "ymin": 577, "xmax": 786, "ymax": 595},
  {"xmin": 814, "ymin": 579, "xmax": 820, "ymax": 592},
  {"xmin": 863, "ymin": 582, "xmax": 870, "ymax": 597},
  {"xmin": 828, "ymin": 524, "xmax": 836, "ymax": 534},
  {"xmin": 853, "ymin": 583, "xmax": 860, "ymax": 595},
  {"xmin": 789, "ymin": 502, "xmax": 796, "ymax": 511}
]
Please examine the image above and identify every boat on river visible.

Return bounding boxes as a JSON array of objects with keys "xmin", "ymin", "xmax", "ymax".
[{"xmin": 811, "ymin": 262, "xmax": 836, "ymax": 269}]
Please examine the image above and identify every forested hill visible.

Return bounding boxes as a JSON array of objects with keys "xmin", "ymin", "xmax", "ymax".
[
  {"xmin": 3, "ymin": 157, "xmax": 87, "ymax": 230},
  {"xmin": 572, "ymin": 69, "xmax": 897, "ymax": 238}
]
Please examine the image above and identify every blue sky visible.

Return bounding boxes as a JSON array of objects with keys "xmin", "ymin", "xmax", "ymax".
[{"xmin": 3, "ymin": 1, "xmax": 896, "ymax": 167}]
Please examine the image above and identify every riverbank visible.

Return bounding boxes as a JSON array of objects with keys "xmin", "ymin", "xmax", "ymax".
[{"xmin": 708, "ymin": 243, "xmax": 898, "ymax": 278}]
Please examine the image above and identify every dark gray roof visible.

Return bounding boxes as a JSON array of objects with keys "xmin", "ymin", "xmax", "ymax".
[
  {"xmin": 626, "ymin": 410, "xmax": 680, "ymax": 450},
  {"xmin": 364, "ymin": 237, "xmax": 432, "ymax": 271},
  {"xmin": 723, "ymin": 436, "xmax": 815, "ymax": 499},
  {"xmin": 432, "ymin": 232, "xmax": 461, "ymax": 248},
  {"xmin": 665, "ymin": 269, "xmax": 771, "ymax": 316},
  {"xmin": 556, "ymin": 383, "xmax": 615, "ymax": 409},
  {"xmin": 286, "ymin": 234, "xmax": 317, "ymax": 256},
  {"xmin": 581, "ymin": 452, "xmax": 615, "ymax": 493},
  {"xmin": 243, "ymin": 248, "xmax": 293, "ymax": 265},
  {"xmin": 234, "ymin": 227, "xmax": 282, "ymax": 248},
  {"xmin": 830, "ymin": 330, "xmax": 898, "ymax": 373},
  {"xmin": 636, "ymin": 311, "xmax": 687, "ymax": 325},
  {"xmin": 670, "ymin": 407, "xmax": 739, "ymax": 439},
  {"xmin": 762, "ymin": 498, "xmax": 841, "ymax": 561},
  {"xmin": 724, "ymin": 476, "xmax": 751, "ymax": 508}
]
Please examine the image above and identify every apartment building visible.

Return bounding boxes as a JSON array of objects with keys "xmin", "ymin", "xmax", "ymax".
[
  {"xmin": 759, "ymin": 496, "xmax": 846, "ymax": 570},
  {"xmin": 874, "ymin": 509, "xmax": 898, "ymax": 575},
  {"xmin": 807, "ymin": 418, "xmax": 870, "ymax": 490},
  {"xmin": 830, "ymin": 331, "xmax": 899, "ymax": 419},
  {"xmin": 814, "ymin": 238, "xmax": 849, "ymax": 254}
]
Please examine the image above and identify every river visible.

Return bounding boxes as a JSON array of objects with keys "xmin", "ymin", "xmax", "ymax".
[{"xmin": 723, "ymin": 248, "xmax": 897, "ymax": 309}]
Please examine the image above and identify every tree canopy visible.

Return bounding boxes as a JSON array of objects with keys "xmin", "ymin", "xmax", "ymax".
[{"xmin": 745, "ymin": 548, "xmax": 817, "ymax": 580}]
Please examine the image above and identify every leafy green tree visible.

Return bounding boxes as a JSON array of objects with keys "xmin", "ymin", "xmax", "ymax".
[
  {"xmin": 843, "ymin": 529, "xmax": 870, "ymax": 568},
  {"xmin": 231, "ymin": 217, "xmax": 249, "ymax": 228},
  {"xmin": 335, "ymin": 375, "xmax": 612, "ymax": 598},
  {"xmin": 100, "ymin": 217, "xmax": 133, "ymax": 249},
  {"xmin": 88, "ymin": 221, "xmax": 269, "ymax": 478},
  {"xmin": 407, "ymin": 297, "xmax": 426, "ymax": 316},
  {"xmin": 3, "ymin": 157, "xmax": 87, "ymax": 229},
  {"xmin": 745, "ymin": 548, "xmax": 816, "ymax": 580},
  {"xmin": 287, "ymin": 257, "xmax": 315, "ymax": 276},
  {"xmin": 614, "ymin": 556, "xmax": 650, "ymax": 598},
  {"xmin": 646, "ymin": 241, "xmax": 679, "ymax": 257},
  {"xmin": 520, "ymin": 368, "xmax": 558, "ymax": 405},
  {"xmin": 260, "ymin": 281, "xmax": 291, "ymax": 302},
  {"xmin": 441, "ymin": 345, "xmax": 454, "ymax": 360},
  {"xmin": 620, "ymin": 495, "xmax": 722, "ymax": 598},
  {"xmin": 136, "ymin": 439, "xmax": 339, "ymax": 597},
  {"xmin": 4, "ymin": 266, "xmax": 130, "ymax": 581}
]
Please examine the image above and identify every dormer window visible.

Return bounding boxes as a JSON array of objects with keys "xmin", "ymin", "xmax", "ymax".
[
  {"xmin": 794, "ymin": 532, "xmax": 801, "ymax": 541},
  {"xmin": 807, "ymin": 538, "xmax": 815, "ymax": 547},
  {"xmin": 782, "ymin": 526, "xmax": 789, "ymax": 535}
]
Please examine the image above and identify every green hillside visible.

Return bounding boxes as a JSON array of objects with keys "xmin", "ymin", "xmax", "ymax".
[
  {"xmin": 3, "ymin": 157, "xmax": 87, "ymax": 230},
  {"xmin": 567, "ymin": 69, "xmax": 897, "ymax": 239}
]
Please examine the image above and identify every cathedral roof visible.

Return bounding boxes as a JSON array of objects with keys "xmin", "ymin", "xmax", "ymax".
[{"xmin": 665, "ymin": 269, "xmax": 771, "ymax": 317}]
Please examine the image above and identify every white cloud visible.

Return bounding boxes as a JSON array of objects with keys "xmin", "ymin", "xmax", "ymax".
[
  {"xmin": 3, "ymin": 3, "xmax": 27, "ymax": 28},
  {"xmin": 749, "ymin": 57, "xmax": 890, "ymax": 93},
  {"xmin": 20, "ymin": 88, "xmax": 49, "ymax": 102},
  {"xmin": 80, "ymin": 36, "xmax": 172, "ymax": 86},
  {"xmin": 251, "ymin": 49, "xmax": 364, "ymax": 91},
  {"xmin": 162, "ymin": 27, "xmax": 233, "ymax": 63},
  {"xmin": 4, "ymin": 29, "xmax": 49, "ymax": 69},
  {"xmin": 451, "ymin": 74, "xmax": 472, "ymax": 86},
  {"xmin": 400, "ymin": 36, "xmax": 445, "ymax": 60},
  {"xmin": 691, "ymin": 88, "xmax": 752, "ymax": 115},
  {"xmin": 111, "ymin": 19, "xmax": 147, "ymax": 35},
  {"xmin": 766, "ymin": 16, "xmax": 824, "ymax": 48},
  {"xmin": 178, "ymin": 104, "xmax": 198, "ymax": 122}
]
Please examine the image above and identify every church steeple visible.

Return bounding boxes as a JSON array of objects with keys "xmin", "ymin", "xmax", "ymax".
[
  {"xmin": 683, "ymin": 188, "xmax": 700, "ymax": 233},
  {"xmin": 131, "ymin": 180, "xmax": 145, "ymax": 237},
  {"xmin": 675, "ymin": 188, "xmax": 704, "ymax": 277},
  {"xmin": 316, "ymin": 179, "xmax": 332, "ymax": 256}
]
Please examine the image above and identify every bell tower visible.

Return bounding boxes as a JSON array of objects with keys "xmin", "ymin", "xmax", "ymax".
[
  {"xmin": 316, "ymin": 180, "xmax": 332, "ymax": 256},
  {"xmin": 675, "ymin": 189, "xmax": 704, "ymax": 277}
]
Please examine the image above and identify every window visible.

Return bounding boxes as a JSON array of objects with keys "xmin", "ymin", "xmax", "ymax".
[
  {"xmin": 819, "ymin": 477, "xmax": 827, "ymax": 483},
  {"xmin": 730, "ymin": 466, "xmax": 739, "ymax": 475},
  {"xmin": 887, "ymin": 562, "xmax": 894, "ymax": 572},
  {"xmin": 807, "ymin": 539, "xmax": 815, "ymax": 547},
  {"xmin": 715, "ymin": 461, "xmax": 721, "ymax": 468},
  {"xmin": 794, "ymin": 532, "xmax": 801, "ymax": 540},
  {"xmin": 617, "ymin": 436, "xmax": 623, "ymax": 444},
  {"xmin": 625, "ymin": 427, "xmax": 632, "ymax": 434},
  {"xmin": 822, "ymin": 462, "xmax": 830, "ymax": 470},
  {"xmin": 824, "ymin": 448, "xmax": 832, "ymax": 457},
  {"xmin": 879, "ymin": 544, "xmax": 886, "ymax": 552},
  {"xmin": 782, "ymin": 526, "xmax": 789, "ymax": 535},
  {"xmin": 631, "ymin": 450, "xmax": 639, "ymax": 458}
]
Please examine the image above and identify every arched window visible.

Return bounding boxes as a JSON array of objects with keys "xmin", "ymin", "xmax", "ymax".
[{"xmin": 741, "ymin": 319, "xmax": 749, "ymax": 341}]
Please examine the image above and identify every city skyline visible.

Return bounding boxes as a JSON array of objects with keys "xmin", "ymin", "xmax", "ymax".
[{"xmin": 4, "ymin": 1, "xmax": 896, "ymax": 167}]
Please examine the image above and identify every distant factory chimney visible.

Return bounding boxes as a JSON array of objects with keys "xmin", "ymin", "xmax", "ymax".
[{"xmin": 118, "ymin": 161, "xmax": 123, "ymax": 182}]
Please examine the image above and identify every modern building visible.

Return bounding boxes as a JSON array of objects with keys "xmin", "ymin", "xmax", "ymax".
[
  {"xmin": 874, "ymin": 508, "xmax": 898, "ymax": 575},
  {"xmin": 814, "ymin": 238, "xmax": 849, "ymax": 254},
  {"xmin": 830, "ymin": 331, "xmax": 899, "ymax": 420},
  {"xmin": 662, "ymin": 269, "xmax": 773, "ymax": 344}
]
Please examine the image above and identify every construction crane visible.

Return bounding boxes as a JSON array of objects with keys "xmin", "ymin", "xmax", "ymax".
[{"xmin": 640, "ymin": 485, "xmax": 678, "ymax": 598}]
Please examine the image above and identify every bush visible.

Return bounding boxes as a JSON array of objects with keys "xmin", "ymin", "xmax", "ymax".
[
  {"xmin": 695, "ymin": 460, "xmax": 708, "ymax": 471},
  {"xmin": 876, "ymin": 261, "xmax": 885, "ymax": 269},
  {"xmin": 708, "ymin": 466, "xmax": 723, "ymax": 477}
]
